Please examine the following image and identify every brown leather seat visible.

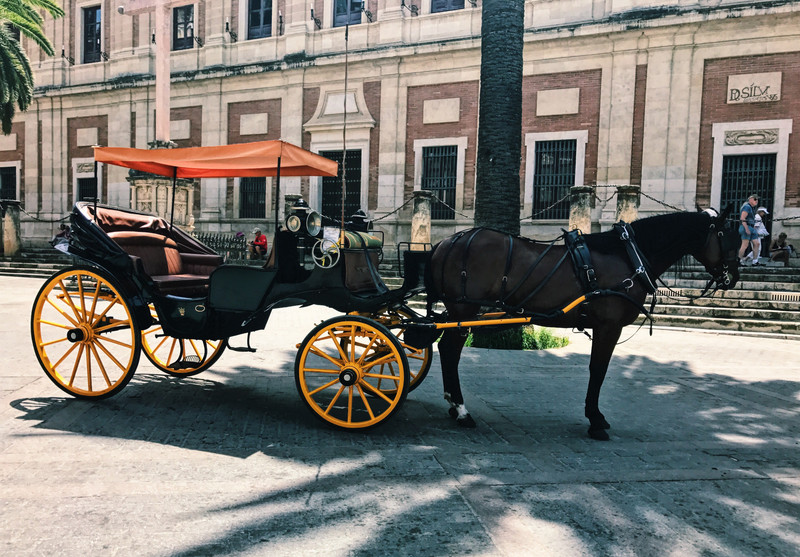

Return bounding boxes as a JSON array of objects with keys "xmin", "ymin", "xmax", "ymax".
[{"xmin": 108, "ymin": 231, "xmax": 222, "ymax": 296}]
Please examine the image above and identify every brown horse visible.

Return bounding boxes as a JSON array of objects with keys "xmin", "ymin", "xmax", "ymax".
[{"xmin": 425, "ymin": 209, "xmax": 740, "ymax": 440}]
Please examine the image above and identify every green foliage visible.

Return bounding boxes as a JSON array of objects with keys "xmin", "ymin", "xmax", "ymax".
[
  {"xmin": 465, "ymin": 325, "xmax": 569, "ymax": 350},
  {"xmin": 0, "ymin": 0, "xmax": 63, "ymax": 133}
]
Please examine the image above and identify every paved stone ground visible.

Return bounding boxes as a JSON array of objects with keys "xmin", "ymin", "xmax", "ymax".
[{"xmin": 2, "ymin": 275, "xmax": 799, "ymax": 556}]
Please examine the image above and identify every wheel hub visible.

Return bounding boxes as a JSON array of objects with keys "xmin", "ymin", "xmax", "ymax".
[
  {"xmin": 339, "ymin": 365, "xmax": 362, "ymax": 386},
  {"xmin": 66, "ymin": 324, "xmax": 93, "ymax": 343}
]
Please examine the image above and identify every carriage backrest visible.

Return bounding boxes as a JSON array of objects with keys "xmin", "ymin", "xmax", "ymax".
[{"xmin": 108, "ymin": 231, "xmax": 183, "ymax": 276}]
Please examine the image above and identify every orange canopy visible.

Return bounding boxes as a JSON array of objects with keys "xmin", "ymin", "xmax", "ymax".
[{"xmin": 93, "ymin": 140, "xmax": 338, "ymax": 179}]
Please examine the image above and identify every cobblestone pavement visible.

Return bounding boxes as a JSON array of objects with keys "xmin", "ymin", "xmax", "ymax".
[{"xmin": 2, "ymin": 275, "xmax": 799, "ymax": 556}]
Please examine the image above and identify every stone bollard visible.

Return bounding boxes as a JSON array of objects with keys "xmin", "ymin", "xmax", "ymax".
[
  {"xmin": 615, "ymin": 185, "xmax": 640, "ymax": 224},
  {"xmin": 411, "ymin": 190, "xmax": 433, "ymax": 249},
  {"xmin": 1, "ymin": 200, "xmax": 21, "ymax": 257},
  {"xmin": 568, "ymin": 185, "xmax": 594, "ymax": 233},
  {"xmin": 283, "ymin": 194, "xmax": 302, "ymax": 222}
]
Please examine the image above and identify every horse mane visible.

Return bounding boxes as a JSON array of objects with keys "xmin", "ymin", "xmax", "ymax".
[{"xmin": 583, "ymin": 211, "xmax": 710, "ymax": 266}]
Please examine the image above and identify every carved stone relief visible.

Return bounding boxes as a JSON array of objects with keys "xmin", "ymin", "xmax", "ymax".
[{"xmin": 724, "ymin": 129, "xmax": 778, "ymax": 146}]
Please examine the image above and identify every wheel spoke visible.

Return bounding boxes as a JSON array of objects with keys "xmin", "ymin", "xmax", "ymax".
[
  {"xmin": 308, "ymin": 344, "xmax": 344, "ymax": 367},
  {"xmin": 355, "ymin": 383, "xmax": 375, "ymax": 420},
  {"xmin": 308, "ymin": 377, "xmax": 341, "ymax": 397},
  {"xmin": 324, "ymin": 384, "xmax": 346, "ymax": 416},
  {"xmin": 94, "ymin": 338, "xmax": 131, "ymax": 372},
  {"xmin": 89, "ymin": 343, "xmax": 113, "ymax": 388},
  {"xmin": 57, "ymin": 280, "xmax": 84, "ymax": 323},
  {"xmin": 68, "ymin": 344, "xmax": 85, "ymax": 387},
  {"xmin": 44, "ymin": 296, "xmax": 80, "ymax": 328},
  {"xmin": 360, "ymin": 380, "xmax": 395, "ymax": 405}
]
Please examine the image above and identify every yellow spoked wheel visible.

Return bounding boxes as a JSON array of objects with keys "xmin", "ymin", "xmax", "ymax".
[
  {"xmin": 295, "ymin": 316, "xmax": 409, "ymax": 430},
  {"xmin": 31, "ymin": 267, "xmax": 141, "ymax": 399},
  {"xmin": 141, "ymin": 306, "xmax": 226, "ymax": 377},
  {"xmin": 354, "ymin": 306, "xmax": 434, "ymax": 396}
]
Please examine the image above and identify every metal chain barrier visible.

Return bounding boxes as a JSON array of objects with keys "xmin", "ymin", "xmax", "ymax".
[
  {"xmin": 430, "ymin": 195, "xmax": 472, "ymax": 220},
  {"xmin": 638, "ymin": 190, "xmax": 688, "ymax": 213},
  {"xmin": 520, "ymin": 191, "xmax": 571, "ymax": 222},
  {"xmin": 18, "ymin": 206, "xmax": 71, "ymax": 223},
  {"xmin": 372, "ymin": 196, "xmax": 416, "ymax": 222}
]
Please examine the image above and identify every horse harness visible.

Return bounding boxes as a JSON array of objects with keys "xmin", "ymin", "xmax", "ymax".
[{"xmin": 439, "ymin": 226, "xmax": 659, "ymax": 328}]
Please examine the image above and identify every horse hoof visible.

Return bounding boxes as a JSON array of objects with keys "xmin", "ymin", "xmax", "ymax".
[
  {"xmin": 588, "ymin": 427, "xmax": 610, "ymax": 441},
  {"xmin": 448, "ymin": 407, "xmax": 459, "ymax": 420},
  {"xmin": 457, "ymin": 415, "xmax": 476, "ymax": 428}
]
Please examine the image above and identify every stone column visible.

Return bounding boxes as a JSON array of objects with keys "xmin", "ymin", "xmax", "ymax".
[
  {"xmin": 1, "ymin": 200, "xmax": 21, "ymax": 257},
  {"xmin": 410, "ymin": 190, "xmax": 432, "ymax": 248},
  {"xmin": 615, "ymin": 184, "xmax": 640, "ymax": 224},
  {"xmin": 568, "ymin": 185, "xmax": 593, "ymax": 233}
]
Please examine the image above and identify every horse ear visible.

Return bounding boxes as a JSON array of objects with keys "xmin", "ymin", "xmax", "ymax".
[
  {"xmin": 695, "ymin": 203, "xmax": 703, "ymax": 212},
  {"xmin": 720, "ymin": 203, "xmax": 734, "ymax": 220}
]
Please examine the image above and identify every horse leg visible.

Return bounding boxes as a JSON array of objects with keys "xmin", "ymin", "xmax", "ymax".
[
  {"xmin": 584, "ymin": 325, "xmax": 622, "ymax": 440},
  {"xmin": 438, "ymin": 329, "xmax": 476, "ymax": 428}
]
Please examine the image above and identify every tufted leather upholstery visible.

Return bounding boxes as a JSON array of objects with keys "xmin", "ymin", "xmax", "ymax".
[{"xmin": 109, "ymin": 231, "xmax": 223, "ymax": 296}]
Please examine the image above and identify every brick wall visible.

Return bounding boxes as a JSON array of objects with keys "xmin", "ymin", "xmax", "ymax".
[
  {"xmin": 301, "ymin": 87, "xmax": 321, "ymax": 200},
  {"xmin": 67, "ymin": 115, "xmax": 109, "ymax": 206},
  {"xmin": 405, "ymin": 80, "xmax": 479, "ymax": 208},
  {"xmin": 0, "ymin": 122, "xmax": 25, "ymax": 201},
  {"xmin": 364, "ymin": 80, "xmax": 381, "ymax": 210},
  {"xmin": 226, "ymin": 98, "xmax": 282, "ymax": 214},
  {"xmin": 697, "ymin": 52, "xmax": 800, "ymax": 209},
  {"xmin": 521, "ymin": 68, "xmax": 602, "ymax": 188},
  {"xmin": 630, "ymin": 64, "xmax": 648, "ymax": 186}
]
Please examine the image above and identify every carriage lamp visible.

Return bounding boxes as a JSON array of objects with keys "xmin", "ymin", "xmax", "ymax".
[{"xmin": 286, "ymin": 198, "xmax": 322, "ymax": 237}]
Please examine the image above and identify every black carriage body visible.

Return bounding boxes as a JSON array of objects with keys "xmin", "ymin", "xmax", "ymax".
[{"xmin": 63, "ymin": 202, "xmax": 429, "ymax": 341}]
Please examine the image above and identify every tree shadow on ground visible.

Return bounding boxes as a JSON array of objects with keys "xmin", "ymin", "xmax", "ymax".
[{"xmin": 8, "ymin": 344, "xmax": 800, "ymax": 556}]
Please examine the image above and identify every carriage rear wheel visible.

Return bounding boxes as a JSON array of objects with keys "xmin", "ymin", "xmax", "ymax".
[
  {"xmin": 31, "ymin": 267, "xmax": 141, "ymax": 399},
  {"xmin": 295, "ymin": 316, "xmax": 409, "ymax": 430},
  {"xmin": 141, "ymin": 305, "xmax": 226, "ymax": 377},
  {"xmin": 353, "ymin": 306, "xmax": 433, "ymax": 396}
]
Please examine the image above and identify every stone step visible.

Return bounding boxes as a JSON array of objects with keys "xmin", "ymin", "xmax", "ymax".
[
  {"xmin": 651, "ymin": 314, "xmax": 800, "ymax": 336},
  {"xmin": 662, "ymin": 279, "xmax": 800, "ymax": 292},
  {"xmin": 654, "ymin": 303, "xmax": 800, "ymax": 321}
]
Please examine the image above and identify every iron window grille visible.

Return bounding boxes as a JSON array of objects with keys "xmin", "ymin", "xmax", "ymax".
[
  {"xmin": 421, "ymin": 145, "xmax": 457, "ymax": 220},
  {"xmin": 431, "ymin": 0, "xmax": 464, "ymax": 13},
  {"xmin": 239, "ymin": 177, "xmax": 267, "ymax": 219},
  {"xmin": 720, "ymin": 153, "xmax": 775, "ymax": 227},
  {"xmin": 532, "ymin": 139, "xmax": 576, "ymax": 220},
  {"xmin": 82, "ymin": 7, "xmax": 101, "ymax": 63},
  {"xmin": 333, "ymin": 0, "xmax": 362, "ymax": 27},
  {"xmin": 173, "ymin": 5, "xmax": 194, "ymax": 51},
  {"xmin": 0, "ymin": 167, "xmax": 16, "ymax": 200},
  {"xmin": 77, "ymin": 177, "xmax": 98, "ymax": 202},
  {"xmin": 321, "ymin": 150, "xmax": 362, "ymax": 224},
  {"xmin": 248, "ymin": 0, "xmax": 272, "ymax": 39}
]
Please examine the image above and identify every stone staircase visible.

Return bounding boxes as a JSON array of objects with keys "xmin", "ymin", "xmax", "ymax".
[
  {"xmin": 651, "ymin": 264, "xmax": 800, "ymax": 337},
  {"xmin": 0, "ymin": 247, "xmax": 75, "ymax": 279}
]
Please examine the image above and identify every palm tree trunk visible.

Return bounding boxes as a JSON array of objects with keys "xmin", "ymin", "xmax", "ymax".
[{"xmin": 474, "ymin": 0, "xmax": 524, "ymax": 236}]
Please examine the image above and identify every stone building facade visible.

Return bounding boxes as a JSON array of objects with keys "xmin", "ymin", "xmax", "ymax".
[{"xmin": 2, "ymin": 0, "xmax": 799, "ymax": 246}]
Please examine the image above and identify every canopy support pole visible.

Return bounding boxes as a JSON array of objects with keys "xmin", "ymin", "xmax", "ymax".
[
  {"xmin": 169, "ymin": 167, "xmax": 177, "ymax": 232},
  {"xmin": 273, "ymin": 155, "xmax": 282, "ymax": 268}
]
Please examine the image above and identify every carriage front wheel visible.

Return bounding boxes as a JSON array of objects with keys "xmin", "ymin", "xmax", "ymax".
[
  {"xmin": 30, "ymin": 267, "xmax": 141, "ymax": 399},
  {"xmin": 295, "ymin": 316, "xmax": 409, "ymax": 430}
]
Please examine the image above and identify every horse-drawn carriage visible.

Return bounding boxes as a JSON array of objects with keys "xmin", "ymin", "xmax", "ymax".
[{"xmin": 30, "ymin": 140, "xmax": 742, "ymax": 437}]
